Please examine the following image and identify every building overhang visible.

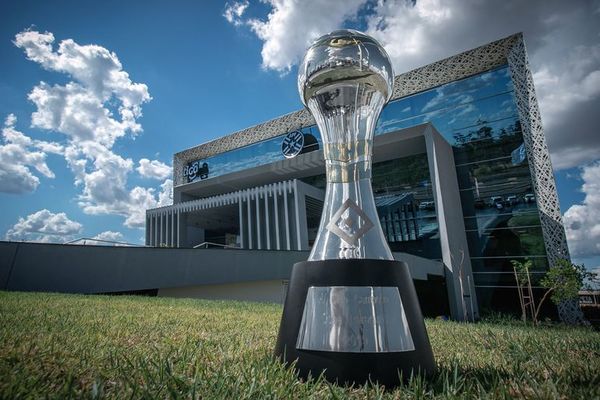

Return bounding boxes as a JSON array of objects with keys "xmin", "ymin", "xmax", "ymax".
[{"xmin": 176, "ymin": 123, "xmax": 432, "ymax": 199}]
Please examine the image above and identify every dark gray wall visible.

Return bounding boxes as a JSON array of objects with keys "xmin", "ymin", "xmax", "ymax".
[
  {"xmin": 0, "ymin": 241, "xmax": 442, "ymax": 295},
  {"xmin": 0, "ymin": 241, "xmax": 307, "ymax": 294}
]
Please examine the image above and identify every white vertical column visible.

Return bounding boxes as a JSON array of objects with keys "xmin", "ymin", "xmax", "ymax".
[
  {"xmin": 159, "ymin": 213, "xmax": 163, "ymax": 246},
  {"xmin": 148, "ymin": 215, "xmax": 152, "ymax": 246},
  {"xmin": 154, "ymin": 214, "xmax": 158, "ymax": 247},
  {"xmin": 246, "ymin": 190, "xmax": 253, "ymax": 249},
  {"xmin": 256, "ymin": 188, "xmax": 262, "ymax": 250},
  {"xmin": 274, "ymin": 184, "xmax": 281, "ymax": 250},
  {"xmin": 177, "ymin": 210, "xmax": 181, "ymax": 248},
  {"xmin": 425, "ymin": 126, "xmax": 478, "ymax": 320},
  {"xmin": 165, "ymin": 211, "xmax": 170, "ymax": 247},
  {"xmin": 283, "ymin": 181, "xmax": 291, "ymax": 250},
  {"xmin": 171, "ymin": 211, "xmax": 175, "ymax": 247},
  {"xmin": 265, "ymin": 186, "xmax": 271, "ymax": 250},
  {"xmin": 238, "ymin": 194, "xmax": 245, "ymax": 249},
  {"xmin": 293, "ymin": 180, "xmax": 302, "ymax": 250}
]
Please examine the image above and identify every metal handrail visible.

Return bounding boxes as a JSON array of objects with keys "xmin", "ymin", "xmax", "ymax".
[
  {"xmin": 192, "ymin": 241, "xmax": 239, "ymax": 249},
  {"xmin": 64, "ymin": 237, "xmax": 142, "ymax": 247}
]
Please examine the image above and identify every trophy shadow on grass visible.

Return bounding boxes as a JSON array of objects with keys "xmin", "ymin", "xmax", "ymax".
[{"xmin": 269, "ymin": 352, "xmax": 516, "ymax": 394}]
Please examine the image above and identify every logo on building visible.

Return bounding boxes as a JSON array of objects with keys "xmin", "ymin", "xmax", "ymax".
[
  {"xmin": 183, "ymin": 161, "xmax": 209, "ymax": 182},
  {"xmin": 281, "ymin": 130, "xmax": 304, "ymax": 158}
]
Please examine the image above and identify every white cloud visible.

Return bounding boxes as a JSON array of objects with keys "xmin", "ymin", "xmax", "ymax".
[
  {"xmin": 72, "ymin": 230, "xmax": 129, "ymax": 246},
  {"xmin": 13, "ymin": 30, "xmax": 169, "ymax": 229},
  {"xmin": 564, "ymin": 161, "xmax": 600, "ymax": 258},
  {"xmin": 234, "ymin": 0, "xmax": 600, "ymax": 168},
  {"xmin": 14, "ymin": 28, "xmax": 148, "ymax": 160},
  {"xmin": 363, "ymin": 0, "xmax": 600, "ymax": 169},
  {"xmin": 0, "ymin": 114, "xmax": 61, "ymax": 194},
  {"xmin": 157, "ymin": 178, "xmax": 173, "ymax": 206},
  {"xmin": 137, "ymin": 158, "xmax": 171, "ymax": 180},
  {"xmin": 532, "ymin": 46, "xmax": 600, "ymax": 169},
  {"xmin": 15, "ymin": 30, "xmax": 150, "ymax": 143},
  {"xmin": 243, "ymin": 0, "xmax": 368, "ymax": 72},
  {"xmin": 223, "ymin": 1, "xmax": 249, "ymax": 26},
  {"xmin": 5, "ymin": 209, "xmax": 82, "ymax": 243},
  {"xmin": 123, "ymin": 179, "xmax": 172, "ymax": 228},
  {"xmin": 76, "ymin": 150, "xmax": 172, "ymax": 228},
  {"xmin": 93, "ymin": 230, "xmax": 125, "ymax": 242}
]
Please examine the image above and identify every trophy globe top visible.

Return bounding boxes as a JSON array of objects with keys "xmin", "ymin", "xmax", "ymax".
[{"xmin": 298, "ymin": 29, "xmax": 394, "ymax": 108}]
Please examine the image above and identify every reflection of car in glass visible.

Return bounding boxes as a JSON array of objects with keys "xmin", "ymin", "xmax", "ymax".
[
  {"xmin": 489, "ymin": 196, "xmax": 503, "ymax": 207},
  {"xmin": 506, "ymin": 195, "xmax": 519, "ymax": 206},
  {"xmin": 419, "ymin": 201, "xmax": 435, "ymax": 211},
  {"xmin": 489, "ymin": 196, "xmax": 504, "ymax": 211},
  {"xmin": 524, "ymin": 193, "xmax": 536, "ymax": 203},
  {"xmin": 474, "ymin": 198, "xmax": 486, "ymax": 209}
]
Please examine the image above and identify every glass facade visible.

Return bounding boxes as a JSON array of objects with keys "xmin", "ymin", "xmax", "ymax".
[
  {"xmin": 183, "ymin": 65, "xmax": 547, "ymax": 315},
  {"xmin": 376, "ymin": 65, "xmax": 545, "ymax": 314}
]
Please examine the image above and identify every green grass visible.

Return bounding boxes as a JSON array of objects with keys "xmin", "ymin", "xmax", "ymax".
[{"xmin": 0, "ymin": 292, "xmax": 599, "ymax": 399}]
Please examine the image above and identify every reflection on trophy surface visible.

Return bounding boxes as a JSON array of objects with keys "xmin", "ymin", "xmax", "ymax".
[{"xmin": 328, "ymin": 286, "xmax": 353, "ymax": 351}]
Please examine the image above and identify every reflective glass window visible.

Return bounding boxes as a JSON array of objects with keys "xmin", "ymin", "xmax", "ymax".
[
  {"xmin": 466, "ymin": 225, "xmax": 547, "ymax": 258},
  {"xmin": 184, "ymin": 125, "xmax": 321, "ymax": 183}
]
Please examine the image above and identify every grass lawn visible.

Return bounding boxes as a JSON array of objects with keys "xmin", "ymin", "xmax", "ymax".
[{"xmin": 0, "ymin": 292, "xmax": 599, "ymax": 399}]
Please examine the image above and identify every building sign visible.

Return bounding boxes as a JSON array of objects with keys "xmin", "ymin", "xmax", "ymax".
[
  {"xmin": 281, "ymin": 130, "xmax": 305, "ymax": 158},
  {"xmin": 183, "ymin": 161, "xmax": 209, "ymax": 182}
]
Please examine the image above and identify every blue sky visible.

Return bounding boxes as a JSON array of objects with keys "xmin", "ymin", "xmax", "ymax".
[{"xmin": 0, "ymin": 0, "xmax": 599, "ymax": 272}]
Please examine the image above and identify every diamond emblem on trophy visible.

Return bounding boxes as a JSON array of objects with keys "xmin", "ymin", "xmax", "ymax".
[
  {"xmin": 274, "ymin": 29, "xmax": 435, "ymax": 387},
  {"xmin": 327, "ymin": 198, "xmax": 374, "ymax": 247}
]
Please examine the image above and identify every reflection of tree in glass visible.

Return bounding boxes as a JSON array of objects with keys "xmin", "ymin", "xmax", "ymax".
[
  {"xmin": 453, "ymin": 120, "xmax": 523, "ymax": 165},
  {"xmin": 372, "ymin": 154, "xmax": 430, "ymax": 195},
  {"xmin": 507, "ymin": 214, "xmax": 546, "ymax": 256}
]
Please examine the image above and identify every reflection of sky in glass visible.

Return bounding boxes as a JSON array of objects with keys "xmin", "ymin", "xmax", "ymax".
[
  {"xmin": 186, "ymin": 125, "xmax": 321, "ymax": 183},
  {"xmin": 376, "ymin": 66, "xmax": 517, "ymax": 143},
  {"xmin": 186, "ymin": 65, "xmax": 517, "ymax": 183}
]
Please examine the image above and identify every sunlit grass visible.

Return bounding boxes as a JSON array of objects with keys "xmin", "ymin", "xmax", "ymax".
[{"xmin": 0, "ymin": 291, "xmax": 598, "ymax": 399}]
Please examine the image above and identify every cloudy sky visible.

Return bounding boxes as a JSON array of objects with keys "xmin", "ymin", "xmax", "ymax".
[{"xmin": 0, "ymin": 0, "xmax": 599, "ymax": 270}]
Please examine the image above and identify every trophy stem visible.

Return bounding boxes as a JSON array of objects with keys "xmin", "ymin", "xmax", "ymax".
[{"xmin": 309, "ymin": 178, "xmax": 393, "ymax": 261}]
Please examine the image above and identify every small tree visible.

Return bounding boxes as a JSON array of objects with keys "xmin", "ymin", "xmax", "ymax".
[
  {"xmin": 537, "ymin": 259, "xmax": 597, "ymax": 324},
  {"xmin": 512, "ymin": 259, "xmax": 533, "ymax": 287},
  {"xmin": 511, "ymin": 259, "xmax": 535, "ymax": 322},
  {"xmin": 512, "ymin": 258, "xmax": 598, "ymax": 325}
]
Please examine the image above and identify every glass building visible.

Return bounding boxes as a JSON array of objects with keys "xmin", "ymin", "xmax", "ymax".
[{"xmin": 147, "ymin": 33, "xmax": 569, "ymax": 320}]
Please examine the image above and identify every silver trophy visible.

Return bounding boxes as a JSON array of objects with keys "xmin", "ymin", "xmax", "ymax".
[
  {"xmin": 275, "ymin": 30, "xmax": 435, "ymax": 387},
  {"xmin": 299, "ymin": 30, "xmax": 395, "ymax": 262}
]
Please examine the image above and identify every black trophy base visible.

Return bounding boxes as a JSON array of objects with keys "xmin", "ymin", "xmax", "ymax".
[{"xmin": 274, "ymin": 259, "xmax": 436, "ymax": 388}]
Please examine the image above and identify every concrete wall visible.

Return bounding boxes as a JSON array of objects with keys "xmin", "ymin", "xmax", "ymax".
[
  {"xmin": 0, "ymin": 241, "xmax": 444, "ymax": 304},
  {"xmin": 0, "ymin": 241, "xmax": 307, "ymax": 294},
  {"xmin": 158, "ymin": 279, "xmax": 286, "ymax": 303}
]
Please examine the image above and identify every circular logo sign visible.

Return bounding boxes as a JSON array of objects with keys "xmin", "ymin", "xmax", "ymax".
[{"xmin": 281, "ymin": 130, "xmax": 304, "ymax": 159}]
